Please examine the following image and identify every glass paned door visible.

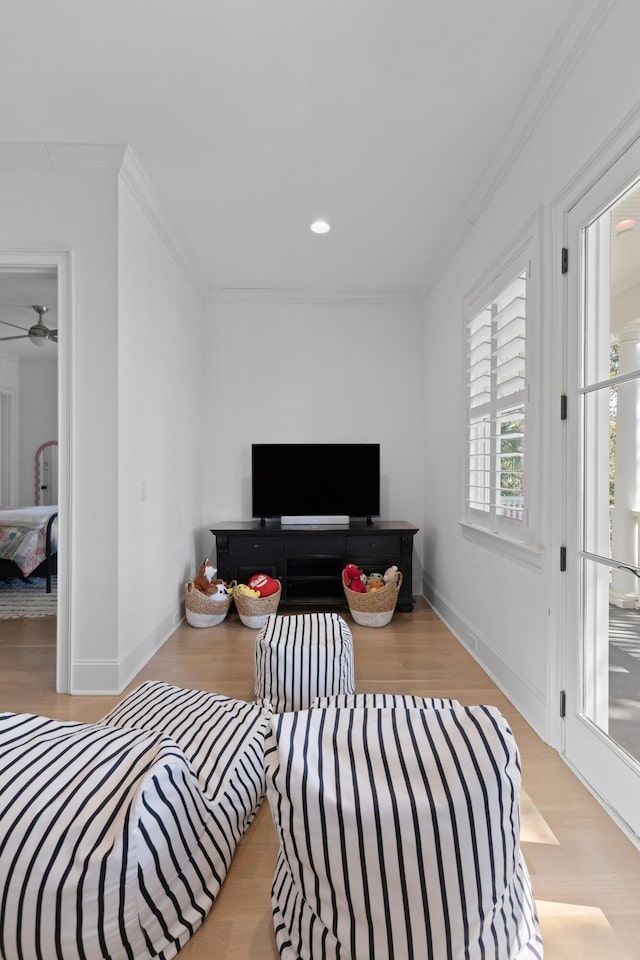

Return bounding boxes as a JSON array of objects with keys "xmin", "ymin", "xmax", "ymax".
[{"xmin": 565, "ymin": 154, "xmax": 640, "ymax": 839}]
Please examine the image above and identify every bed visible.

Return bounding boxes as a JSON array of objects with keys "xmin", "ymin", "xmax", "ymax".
[{"xmin": 0, "ymin": 505, "xmax": 58, "ymax": 592}]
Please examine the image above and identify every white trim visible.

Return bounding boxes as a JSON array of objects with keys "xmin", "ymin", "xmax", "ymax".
[
  {"xmin": 0, "ymin": 247, "xmax": 73, "ymax": 694},
  {"xmin": 0, "ymin": 142, "xmax": 125, "ymax": 172},
  {"xmin": 71, "ymin": 609, "xmax": 184, "ymax": 695},
  {"xmin": 549, "ymin": 107, "xmax": 640, "ymax": 750},
  {"xmin": 0, "ymin": 143, "xmax": 205, "ymax": 299},
  {"xmin": 458, "ymin": 520, "xmax": 544, "ymax": 569},
  {"xmin": 210, "ymin": 288, "xmax": 422, "ymax": 305},
  {"xmin": 464, "ymin": 211, "xmax": 542, "ymax": 308},
  {"xmin": 0, "ymin": 385, "xmax": 18, "ymax": 505},
  {"xmin": 561, "ymin": 754, "xmax": 640, "ymax": 852},
  {"xmin": 553, "ymin": 122, "xmax": 640, "ymax": 840},
  {"xmin": 462, "ymin": 212, "xmax": 542, "ymax": 549},
  {"xmin": 422, "ymin": 579, "xmax": 547, "ymax": 739},
  {"xmin": 119, "ymin": 147, "xmax": 206, "ymax": 299},
  {"xmin": 419, "ymin": 0, "xmax": 617, "ymax": 298}
]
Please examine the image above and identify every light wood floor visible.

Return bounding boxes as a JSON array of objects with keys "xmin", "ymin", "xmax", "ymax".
[{"xmin": 2, "ymin": 600, "xmax": 640, "ymax": 959}]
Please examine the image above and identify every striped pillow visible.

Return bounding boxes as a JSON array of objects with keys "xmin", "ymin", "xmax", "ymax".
[
  {"xmin": 254, "ymin": 613, "xmax": 355, "ymax": 712},
  {"xmin": 0, "ymin": 687, "xmax": 273, "ymax": 960},
  {"xmin": 100, "ymin": 680, "xmax": 271, "ymax": 810},
  {"xmin": 265, "ymin": 704, "xmax": 542, "ymax": 960}
]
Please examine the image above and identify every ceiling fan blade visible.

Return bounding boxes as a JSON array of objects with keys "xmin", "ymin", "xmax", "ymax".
[
  {"xmin": 0, "ymin": 318, "xmax": 29, "ymax": 332},
  {"xmin": 0, "ymin": 335, "xmax": 29, "ymax": 341}
]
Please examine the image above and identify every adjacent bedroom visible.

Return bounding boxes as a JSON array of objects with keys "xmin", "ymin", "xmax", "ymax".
[{"xmin": 0, "ymin": 270, "xmax": 58, "ymax": 625}]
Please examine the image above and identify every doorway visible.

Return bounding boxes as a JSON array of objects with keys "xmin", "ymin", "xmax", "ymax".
[
  {"xmin": 0, "ymin": 252, "xmax": 71, "ymax": 693},
  {"xmin": 564, "ymin": 139, "xmax": 640, "ymax": 841}
]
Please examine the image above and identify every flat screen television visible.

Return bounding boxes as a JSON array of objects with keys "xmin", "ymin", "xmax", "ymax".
[{"xmin": 251, "ymin": 443, "xmax": 380, "ymax": 523}]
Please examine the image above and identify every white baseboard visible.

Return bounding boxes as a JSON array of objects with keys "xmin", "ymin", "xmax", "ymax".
[
  {"xmin": 422, "ymin": 578, "xmax": 547, "ymax": 740},
  {"xmin": 71, "ymin": 608, "xmax": 183, "ymax": 695}
]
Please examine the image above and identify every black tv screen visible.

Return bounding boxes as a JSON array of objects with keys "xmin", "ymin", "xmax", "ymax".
[{"xmin": 252, "ymin": 443, "xmax": 380, "ymax": 521}]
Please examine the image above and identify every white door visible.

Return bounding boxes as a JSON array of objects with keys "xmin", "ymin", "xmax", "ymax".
[{"xmin": 565, "ymin": 141, "xmax": 640, "ymax": 839}]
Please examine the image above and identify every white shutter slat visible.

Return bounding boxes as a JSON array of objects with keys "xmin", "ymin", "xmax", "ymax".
[{"xmin": 465, "ymin": 265, "xmax": 528, "ymax": 532}]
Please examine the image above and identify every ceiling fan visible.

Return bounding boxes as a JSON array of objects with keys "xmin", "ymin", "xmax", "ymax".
[{"xmin": 0, "ymin": 305, "xmax": 58, "ymax": 346}]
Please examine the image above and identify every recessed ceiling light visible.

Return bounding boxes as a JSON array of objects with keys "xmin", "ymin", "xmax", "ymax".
[
  {"xmin": 615, "ymin": 218, "xmax": 636, "ymax": 234},
  {"xmin": 310, "ymin": 219, "xmax": 332, "ymax": 235}
]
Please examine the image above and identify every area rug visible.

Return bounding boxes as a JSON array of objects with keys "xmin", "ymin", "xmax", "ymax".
[{"xmin": 0, "ymin": 577, "xmax": 57, "ymax": 619}]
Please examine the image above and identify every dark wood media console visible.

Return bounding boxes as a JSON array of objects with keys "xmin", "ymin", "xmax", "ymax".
[{"xmin": 210, "ymin": 520, "xmax": 418, "ymax": 612}]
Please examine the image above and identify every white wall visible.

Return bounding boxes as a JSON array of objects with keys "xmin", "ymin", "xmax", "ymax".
[
  {"xmin": 117, "ymin": 172, "xmax": 206, "ymax": 686},
  {"xmin": 421, "ymin": 0, "xmax": 640, "ymax": 738},
  {"xmin": 0, "ymin": 145, "xmax": 205, "ymax": 693},
  {"xmin": 18, "ymin": 358, "xmax": 57, "ymax": 505},
  {"xmin": 205, "ymin": 297, "xmax": 425, "ymax": 592},
  {"xmin": 0, "ymin": 147, "xmax": 121, "ymax": 689}
]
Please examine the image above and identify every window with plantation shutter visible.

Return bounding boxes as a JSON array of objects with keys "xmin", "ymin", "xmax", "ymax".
[{"xmin": 465, "ymin": 242, "xmax": 533, "ymax": 543}]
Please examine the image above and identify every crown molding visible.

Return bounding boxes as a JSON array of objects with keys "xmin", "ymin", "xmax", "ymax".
[
  {"xmin": 118, "ymin": 146, "xmax": 206, "ymax": 299},
  {"xmin": 209, "ymin": 288, "xmax": 422, "ymax": 305},
  {"xmin": 0, "ymin": 142, "xmax": 126, "ymax": 171},
  {"xmin": 0, "ymin": 143, "xmax": 206, "ymax": 299},
  {"xmin": 418, "ymin": 0, "xmax": 618, "ymax": 299}
]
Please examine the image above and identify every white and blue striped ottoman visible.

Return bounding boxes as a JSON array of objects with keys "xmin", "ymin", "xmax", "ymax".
[
  {"xmin": 0, "ymin": 684, "xmax": 273, "ymax": 960},
  {"xmin": 254, "ymin": 612, "xmax": 355, "ymax": 713},
  {"xmin": 265, "ymin": 703, "xmax": 543, "ymax": 960}
]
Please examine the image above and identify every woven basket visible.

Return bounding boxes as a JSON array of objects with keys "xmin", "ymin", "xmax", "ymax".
[
  {"xmin": 343, "ymin": 572, "xmax": 403, "ymax": 627},
  {"xmin": 234, "ymin": 582, "xmax": 282, "ymax": 629},
  {"xmin": 184, "ymin": 580, "xmax": 232, "ymax": 628}
]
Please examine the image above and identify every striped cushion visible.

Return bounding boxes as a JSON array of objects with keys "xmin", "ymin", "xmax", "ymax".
[
  {"xmin": 0, "ymin": 689, "xmax": 271, "ymax": 960},
  {"xmin": 254, "ymin": 613, "xmax": 355, "ymax": 712},
  {"xmin": 311, "ymin": 693, "xmax": 461, "ymax": 709},
  {"xmin": 100, "ymin": 680, "xmax": 270, "ymax": 810},
  {"xmin": 265, "ymin": 704, "xmax": 543, "ymax": 960}
]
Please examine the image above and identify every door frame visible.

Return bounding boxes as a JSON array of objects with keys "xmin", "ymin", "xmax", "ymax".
[
  {"xmin": 550, "ymin": 111, "xmax": 640, "ymax": 844},
  {"xmin": 0, "ymin": 248, "xmax": 74, "ymax": 694}
]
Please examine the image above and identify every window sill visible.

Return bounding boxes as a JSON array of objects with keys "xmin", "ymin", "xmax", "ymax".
[{"xmin": 458, "ymin": 520, "xmax": 544, "ymax": 569}]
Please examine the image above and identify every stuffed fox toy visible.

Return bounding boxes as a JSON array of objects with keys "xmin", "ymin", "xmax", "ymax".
[{"xmin": 193, "ymin": 559, "xmax": 228, "ymax": 598}]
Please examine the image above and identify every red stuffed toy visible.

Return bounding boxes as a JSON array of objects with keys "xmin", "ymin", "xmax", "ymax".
[
  {"xmin": 248, "ymin": 572, "xmax": 280, "ymax": 598},
  {"xmin": 342, "ymin": 563, "xmax": 366, "ymax": 593}
]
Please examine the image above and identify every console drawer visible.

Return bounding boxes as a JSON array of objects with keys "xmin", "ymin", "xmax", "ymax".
[
  {"xmin": 286, "ymin": 534, "xmax": 345, "ymax": 557},
  {"xmin": 228, "ymin": 536, "xmax": 284, "ymax": 559},
  {"xmin": 346, "ymin": 535, "xmax": 401, "ymax": 558}
]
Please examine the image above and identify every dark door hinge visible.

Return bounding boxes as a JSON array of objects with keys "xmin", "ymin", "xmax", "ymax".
[
  {"xmin": 560, "ymin": 546, "xmax": 567, "ymax": 572},
  {"xmin": 560, "ymin": 689, "xmax": 566, "ymax": 718},
  {"xmin": 560, "ymin": 394, "xmax": 567, "ymax": 420},
  {"xmin": 561, "ymin": 247, "xmax": 568, "ymax": 274}
]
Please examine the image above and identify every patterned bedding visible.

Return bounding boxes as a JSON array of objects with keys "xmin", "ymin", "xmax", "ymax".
[{"xmin": 0, "ymin": 506, "xmax": 58, "ymax": 576}]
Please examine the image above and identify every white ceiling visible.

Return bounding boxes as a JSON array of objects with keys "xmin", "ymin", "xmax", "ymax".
[{"xmin": 0, "ymin": 0, "xmax": 590, "ymax": 297}]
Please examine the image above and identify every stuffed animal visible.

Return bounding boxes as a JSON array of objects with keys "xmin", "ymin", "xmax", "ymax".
[
  {"xmin": 367, "ymin": 572, "xmax": 385, "ymax": 589},
  {"xmin": 209, "ymin": 579, "xmax": 229, "ymax": 601},
  {"xmin": 194, "ymin": 559, "xmax": 218, "ymax": 595},
  {"xmin": 248, "ymin": 573, "xmax": 280, "ymax": 597},
  {"xmin": 234, "ymin": 583, "xmax": 260, "ymax": 599},
  {"xmin": 343, "ymin": 563, "xmax": 367, "ymax": 593},
  {"xmin": 383, "ymin": 565, "xmax": 400, "ymax": 585}
]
